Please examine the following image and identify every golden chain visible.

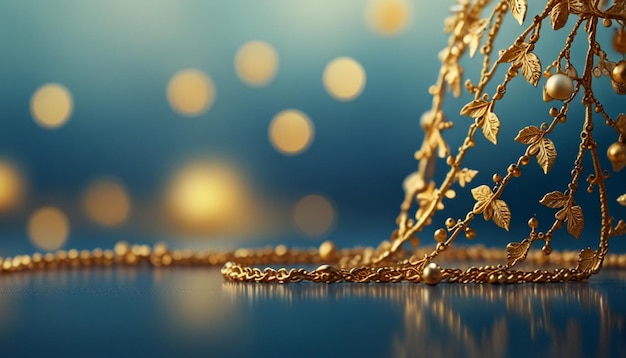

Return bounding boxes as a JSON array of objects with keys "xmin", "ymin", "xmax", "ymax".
[{"xmin": 2, "ymin": 241, "xmax": 626, "ymax": 284}]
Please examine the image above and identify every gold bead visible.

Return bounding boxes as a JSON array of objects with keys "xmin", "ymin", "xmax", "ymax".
[
  {"xmin": 464, "ymin": 227, "xmax": 476, "ymax": 240},
  {"xmin": 519, "ymin": 155, "xmax": 530, "ymax": 166},
  {"xmin": 544, "ymin": 73, "xmax": 574, "ymax": 100},
  {"xmin": 434, "ymin": 228, "xmax": 447, "ymax": 243},
  {"xmin": 492, "ymin": 173, "xmax": 502, "ymax": 183},
  {"xmin": 603, "ymin": 18, "xmax": 612, "ymax": 27},
  {"xmin": 508, "ymin": 164, "xmax": 521, "ymax": 177},
  {"xmin": 319, "ymin": 241, "xmax": 337, "ymax": 261},
  {"xmin": 548, "ymin": 107, "xmax": 558, "ymax": 117},
  {"xmin": 607, "ymin": 142, "xmax": 626, "ymax": 171},
  {"xmin": 612, "ymin": 61, "xmax": 626, "ymax": 84},
  {"xmin": 528, "ymin": 217, "xmax": 538, "ymax": 229},
  {"xmin": 445, "ymin": 218, "xmax": 456, "ymax": 228},
  {"xmin": 542, "ymin": 244, "xmax": 552, "ymax": 255},
  {"xmin": 423, "ymin": 262, "xmax": 442, "ymax": 285}
]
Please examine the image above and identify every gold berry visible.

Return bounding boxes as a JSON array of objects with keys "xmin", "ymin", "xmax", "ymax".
[
  {"xmin": 434, "ymin": 228, "xmax": 447, "ymax": 243},
  {"xmin": 612, "ymin": 61, "xmax": 626, "ymax": 85},
  {"xmin": 465, "ymin": 227, "xmax": 476, "ymax": 240},
  {"xmin": 607, "ymin": 142, "xmax": 626, "ymax": 170}
]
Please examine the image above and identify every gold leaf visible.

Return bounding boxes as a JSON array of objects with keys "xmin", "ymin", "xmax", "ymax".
[
  {"xmin": 576, "ymin": 248, "xmax": 600, "ymax": 273},
  {"xmin": 466, "ymin": 19, "xmax": 489, "ymax": 58},
  {"xmin": 506, "ymin": 239, "xmax": 530, "ymax": 267},
  {"xmin": 539, "ymin": 191, "xmax": 569, "ymax": 209},
  {"xmin": 455, "ymin": 168, "xmax": 479, "ymax": 188},
  {"xmin": 482, "ymin": 112, "xmax": 500, "ymax": 145},
  {"xmin": 521, "ymin": 52, "xmax": 542, "ymax": 87},
  {"xmin": 500, "ymin": 43, "xmax": 529, "ymax": 63},
  {"xmin": 403, "ymin": 171, "xmax": 426, "ymax": 194},
  {"xmin": 514, "ymin": 125, "xmax": 544, "ymax": 145},
  {"xmin": 444, "ymin": 63, "xmax": 463, "ymax": 98},
  {"xmin": 471, "ymin": 185, "xmax": 493, "ymax": 214},
  {"xmin": 460, "ymin": 99, "xmax": 490, "ymax": 118},
  {"xmin": 507, "ymin": 0, "xmax": 527, "ymax": 25},
  {"xmin": 566, "ymin": 205, "xmax": 584, "ymax": 239},
  {"xmin": 618, "ymin": 194, "xmax": 626, "ymax": 206},
  {"xmin": 550, "ymin": 1, "xmax": 569, "ymax": 30},
  {"xmin": 615, "ymin": 114, "xmax": 626, "ymax": 137},
  {"xmin": 492, "ymin": 199, "xmax": 511, "ymax": 230},
  {"xmin": 471, "ymin": 185, "xmax": 493, "ymax": 202},
  {"xmin": 614, "ymin": 219, "xmax": 626, "ymax": 237},
  {"xmin": 533, "ymin": 137, "xmax": 557, "ymax": 174},
  {"xmin": 483, "ymin": 204, "xmax": 494, "ymax": 221},
  {"xmin": 568, "ymin": 0, "xmax": 593, "ymax": 15}
]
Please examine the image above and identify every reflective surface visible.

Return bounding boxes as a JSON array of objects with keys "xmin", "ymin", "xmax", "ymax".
[{"xmin": 1, "ymin": 267, "xmax": 624, "ymax": 358}]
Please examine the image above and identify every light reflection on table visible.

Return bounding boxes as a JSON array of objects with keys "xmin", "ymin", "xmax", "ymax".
[{"xmin": 0, "ymin": 267, "xmax": 624, "ymax": 358}]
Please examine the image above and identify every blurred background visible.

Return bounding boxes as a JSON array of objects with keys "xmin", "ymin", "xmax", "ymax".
[{"xmin": 0, "ymin": 0, "xmax": 624, "ymax": 255}]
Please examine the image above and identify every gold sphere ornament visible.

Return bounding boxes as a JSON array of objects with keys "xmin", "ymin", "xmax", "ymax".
[
  {"xmin": 607, "ymin": 142, "xmax": 626, "ymax": 172},
  {"xmin": 544, "ymin": 73, "xmax": 574, "ymax": 100},
  {"xmin": 422, "ymin": 262, "xmax": 442, "ymax": 285},
  {"xmin": 613, "ymin": 28, "xmax": 626, "ymax": 54},
  {"xmin": 612, "ymin": 61, "xmax": 626, "ymax": 85},
  {"xmin": 434, "ymin": 228, "xmax": 447, "ymax": 243}
]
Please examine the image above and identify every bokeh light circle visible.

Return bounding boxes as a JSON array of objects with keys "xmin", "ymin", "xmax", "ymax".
[
  {"xmin": 292, "ymin": 194, "xmax": 335, "ymax": 237},
  {"xmin": 83, "ymin": 179, "xmax": 132, "ymax": 227},
  {"xmin": 165, "ymin": 161, "xmax": 251, "ymax": 234},
  {"xmin": 27, "ymin": 206, "xmax": 70, "ymax": 251},
  {"xmin": 30, "ymin": 83, "xmax": 73, "ymax": 129},
  {"xmin": 365, "ymin": 0, "xmax": 413, "ymax": 36},
  {"xmin": 269, "ymin": 110, "xmax": 315, "ymax": 155},
  {"xmin": 0, "ymin": 161, "xmax": 24, "ymax": 213},
  {"xmin": 167, "ymin": 69, "xmax": 216, "ymax": 117},
  {"xmin": 235, "ymin": 40, "xmax": 279, "ymax": 87},
  {"xmin": 323, "ymin": 57, "xmax": 366, "ymax": 101}
]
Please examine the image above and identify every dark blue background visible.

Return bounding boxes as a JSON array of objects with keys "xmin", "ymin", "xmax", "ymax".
[{"xmin": 0, "ymin": 1, "xmax": 624, "ymax": 253}]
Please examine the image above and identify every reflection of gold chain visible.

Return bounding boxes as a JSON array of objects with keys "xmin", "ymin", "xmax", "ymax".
[{"xmin": 4, "ymin": 1, "xmax": 626, "ymax": 285}]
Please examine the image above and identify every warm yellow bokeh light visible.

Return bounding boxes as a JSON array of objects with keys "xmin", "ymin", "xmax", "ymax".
[
  {"xmin": 83, "ymin": 179, "xmax": 132, "ymax": 227},
  {"xmin": 235, "ymin": 40, "xmax": 279, "ymax": 87},
  {"xmin": 365, "ymin": 0, "xmax": 413, "ymax": 36},
  {"xmin": 292, "ymin": 194, "xmax": 335, "ymax": 237},
  {"xmin": 167, "ymin": 69, "xmax": 216, "ymax": 117},
  {"xmin": 269, "ymin": 110, "xmax": 315, "ymax": 155},
  {"xmin": 323, "ymin": 57, "xmax": 366, "ymax": 101},
  {"xmin": 30, "ymin": 83, "xmax": 73, "ymax": 129},
  {"xmin": 0, "ymin": 161, "xmax": 24, "ymax": 213},
  {"xmin": 27, "ymin": 207, "xmax": 70, "ymax": 251},
  {"xmin": 165, "ymin": 162, "xmax": 250, "ymax": 234}
]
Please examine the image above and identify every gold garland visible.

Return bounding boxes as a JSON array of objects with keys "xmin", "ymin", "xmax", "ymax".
[
  {"xmin": 2, "ymin": 0, "xmax": 626, "ymax": 285},
  {"xmin": 222, "ymin": 0, "xmax": 626, "ymax": 284}
]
